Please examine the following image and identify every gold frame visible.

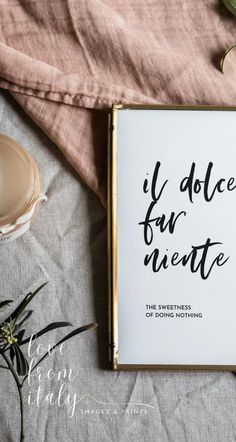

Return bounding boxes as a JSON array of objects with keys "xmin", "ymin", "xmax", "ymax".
[{"xmin": 108, "ymin": 103, "xmax": 236, "ymax": 371}]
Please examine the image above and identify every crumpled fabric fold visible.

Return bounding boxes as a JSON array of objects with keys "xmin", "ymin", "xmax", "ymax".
[{"xmin": 0, "ymin": 0, "xmax": 236, "ymax": 204}]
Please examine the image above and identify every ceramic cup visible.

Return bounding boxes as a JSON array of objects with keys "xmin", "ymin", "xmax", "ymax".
[{"xmin": 0, "ymin": 134, "xmax": 47, "ymax": 242}]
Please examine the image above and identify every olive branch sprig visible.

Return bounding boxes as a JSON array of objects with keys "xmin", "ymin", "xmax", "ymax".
[{"xmin": 0, "ymin": 283, "xmax": 97, "ymax": 442}]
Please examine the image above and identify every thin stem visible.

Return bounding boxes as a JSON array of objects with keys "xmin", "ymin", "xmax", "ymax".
[
  {"xmin": 1, "ymin": 352, "xmax": 25, "ymax": 442},
  {"xmin": 19, "ymin": 386, "xmax": 24, "ymax": 442}
]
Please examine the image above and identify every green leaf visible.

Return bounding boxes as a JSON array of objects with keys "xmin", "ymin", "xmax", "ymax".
[
  {"xmin": 20, "ymin": 322, "xmax": 72, "ymax": 345},
  {"xmin": 29, "ymin": 323, "xmax": 97, "ymax": 373},
  {"xmin": 220, "ymin": 44, "xmax": 236, "ymax": 73},
  {"xmin": 10, "ymin": 345, "xmax": 15, "ymax": 364},
  {"xmin": 3, "ymin": 282, "xmax": 48, "ymax": 326},
  {"xmin": 13, "ymin": 344, "xmax": 29, "ymax": 376},
  {"xmin": 222, "ymin": 0, "xmax": 236, "ymax": 16},
  {"xmin": 0, "ymin": 300, "xmax": 13, "ymax": 309},
  {"xmin": 16, "ymin": 329, "xmax": 25, "ymax": 345}
]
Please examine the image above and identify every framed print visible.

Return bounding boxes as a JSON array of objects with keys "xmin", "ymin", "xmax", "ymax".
[{"xmin": 108, "ymin": 104, "xmax": 236, "ymax": 370}]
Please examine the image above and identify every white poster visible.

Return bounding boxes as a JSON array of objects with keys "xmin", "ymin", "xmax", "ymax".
[{"xmin": 110, "ymin": 105, "xmax": 236, "ymax": 369}]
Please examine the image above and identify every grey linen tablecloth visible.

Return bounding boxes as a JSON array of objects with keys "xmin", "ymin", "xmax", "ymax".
[{"xmin": 0, "ymin": 90, "xmax": 236, "ymax": 442}]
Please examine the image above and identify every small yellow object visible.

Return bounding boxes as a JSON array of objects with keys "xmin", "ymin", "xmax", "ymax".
[
  {"xmin": 220, "ymin": 45, "xmax": 236, "ymax": 74},
  {"xmin": 1, "ymin": 323, "xmax": 17, "ymax": 346}
]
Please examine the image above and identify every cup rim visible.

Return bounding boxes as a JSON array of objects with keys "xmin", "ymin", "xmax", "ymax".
[{"xmin": 0, "ymin": 133, "xmax": 41, "ymax": 228}]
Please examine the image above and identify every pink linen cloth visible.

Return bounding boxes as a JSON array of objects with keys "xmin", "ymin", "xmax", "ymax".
[{"xmin": 0, "ymin": 0, "xmax": 236, "ymax": 205}]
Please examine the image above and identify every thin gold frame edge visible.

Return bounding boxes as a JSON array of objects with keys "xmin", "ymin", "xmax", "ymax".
[
  {"xmin": 112, "ymin": 103, "xmax": 236, "ymax": 111},
  {"xmin": 108, "ymin": 106, "xmax": 119, "ymax": 370},
  {"xmin": 109, "ymin": 103, "xmax": 236, "ymax": 371},
  {"xmin": 115, "ymin": 364, "xmax": 236, "ymax": 371}
]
